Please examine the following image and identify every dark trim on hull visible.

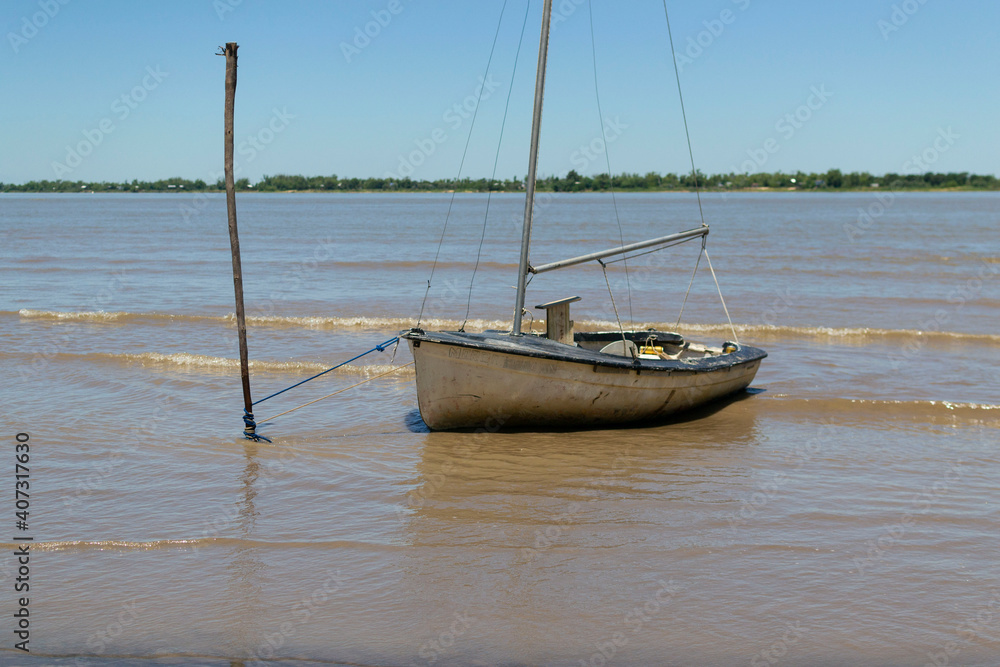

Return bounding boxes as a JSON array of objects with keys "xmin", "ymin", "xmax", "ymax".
[{"xmin": 400, "ymin": 328, "xmax": 767, "ymax": 373}]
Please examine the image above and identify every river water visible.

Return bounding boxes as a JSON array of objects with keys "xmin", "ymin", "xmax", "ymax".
[{"xmin": 1, "ymin": 192, "xmax": 998, "ymax": 665}]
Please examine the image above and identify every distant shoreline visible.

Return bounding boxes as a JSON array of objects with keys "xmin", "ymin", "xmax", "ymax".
[
  {"xmin": 3, "ymin": 169, "xmax": 997, "ymax": 194},
  {"xmin": 2, "ymin": 186, "xmax": 994, "ymax": 195}
]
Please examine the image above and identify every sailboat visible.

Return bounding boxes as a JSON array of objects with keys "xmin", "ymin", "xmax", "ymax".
[{"xmin": 401, "ymin": 0, "xmax": 766, "ymax": 430}]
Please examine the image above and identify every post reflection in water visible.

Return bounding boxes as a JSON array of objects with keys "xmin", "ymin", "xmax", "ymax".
[{"xmin": 225, "ymin": 442, "xmax": 267, "ymax": 659}]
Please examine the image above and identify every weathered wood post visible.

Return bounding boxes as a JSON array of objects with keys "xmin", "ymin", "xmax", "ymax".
[{"xmin": 221, "ymin": 42, "xmax": 261, "ymax": 441}]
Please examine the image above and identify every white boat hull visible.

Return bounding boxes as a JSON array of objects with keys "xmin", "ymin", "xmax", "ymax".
[{"xmin": 406, "ymin": 335, "xmax": 763, "ymax": 430}]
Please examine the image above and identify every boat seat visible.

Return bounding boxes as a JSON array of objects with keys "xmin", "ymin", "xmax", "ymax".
[
  {"xmin": 599, "ymin": 340, "xmax": 638, "ymax": 358},
  {"xmin": 535, "ymin": 296, "xmax": 581, "ymax": 345}
]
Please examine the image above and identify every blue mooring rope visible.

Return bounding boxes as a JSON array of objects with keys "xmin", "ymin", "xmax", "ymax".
[
  {"xmin": 239, "ymin": 336, "xmax": 399, "ymax": 441},
  {"xmin": 243, "ymin": 409, "xmax": 272, "ymax": 443},
  {"xmin": 251, "ymin": 336, "xmax": 399, "ymax": 406}
]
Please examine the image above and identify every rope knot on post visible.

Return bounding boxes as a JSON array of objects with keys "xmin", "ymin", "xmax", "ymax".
[{"xmin": 242, "ymin": 409, "xmax": 271, "ymax": 443}]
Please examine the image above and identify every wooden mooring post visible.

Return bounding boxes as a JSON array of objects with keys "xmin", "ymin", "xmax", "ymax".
[{"xmin": 220, "ymin": 42, "xmax": 262, "ymax": 441}]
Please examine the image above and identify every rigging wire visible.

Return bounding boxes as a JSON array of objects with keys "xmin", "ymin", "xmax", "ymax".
[
  {"xmin": 674, "ymin": 237, "xmax": 705, "ymax": 329},
  {"xmin": 416, "ymin": 0, "xmax": 511, "ymax": 328},
  {"xmin": 704, "ymin": 248, "xmax": 740, "ymax": 344},
  {"xmin": 588, "ymin": 0, "xmax": 633, "ymax": 328},
  {"xmin": 661, "ymin": 0, "xmax": 707, "ymax": 228},
  {"xmin": 672, "ymin": 242, "xmax": 739, "ymax": 345},
  {"xmin": 599, "ymin": 235, "xmax": 699, "ymax": 265},
  {"xmin": 662, "ymin": 1, "xmax": 738, "ymax": 340},
  {"xmin": 461, "ymin": 0, "xmax": 532, "ymax": 331},
  {"xmin": 599, "ymin": 260, "xmax": 630, "ymax": 349}
]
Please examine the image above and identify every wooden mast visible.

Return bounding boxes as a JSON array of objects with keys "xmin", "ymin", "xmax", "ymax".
[
  {"xmin": 511, "ymin": 0, "xmax": 553, "ymax": 335},
  {"xmin": 222, "ymin": 42, "xmax": 258, "ymax": 440}
]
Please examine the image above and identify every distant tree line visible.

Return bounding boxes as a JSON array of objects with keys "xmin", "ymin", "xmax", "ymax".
[
  {"xmin": 2, "ymin": 169, "xmax": 997, "ymax": 193},
  {"xmin": 540, "ymin": 169, "xmax": 999, "ymax": 192}
]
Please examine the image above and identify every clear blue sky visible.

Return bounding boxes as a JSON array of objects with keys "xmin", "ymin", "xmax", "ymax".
[{"xmin": 2, "ymin": 0, "xmax": 997, "ymax": 183}]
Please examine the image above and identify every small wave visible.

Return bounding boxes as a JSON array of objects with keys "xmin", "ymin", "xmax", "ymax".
[
  {"xmin": 12, "ymin": 309, "xmax": 511, "ymax": 332},
  {"xmin": 242, "ymin": 314, "xmax": 513, "ymax": 331},
  {"xmin": 331, "ymin": 362, "xmax": 414, "ymax": 378},
  {"xmin": 16, "ymin": 309, "xmax": 213, "ymax": 324},
  {"xmin": 763, "ymin": 396, "xmax": 1000, "ymax": 425},
  {"xmin": 104, "ymin": 352, "xmax": 414, "ymax": 377},
  {"xmin": 12, "ymin": 309, "xmax": 998, "ymax": 346},
  {"xmin": 1, "ymin": 350, "xmax": 415, "ymax": 377},
  {"xmin": 112, "ymin": 352, "xmax": 328, "ymax": 373},
  {"xmin": 845, "ymin": 398, "xmax": 1000, "ymax": 413},
  {"xmin": 25, "ymin": 538, "xmax": 204, "ymax": 552},
  {"xmin": 15, "ymin": 537, "xmax": 397, "ymax": 552},
  {"xmin": 664, "ymin": 322, "xmax": 1000, "ymax": 346}
]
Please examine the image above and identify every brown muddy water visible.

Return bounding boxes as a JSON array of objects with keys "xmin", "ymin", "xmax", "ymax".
[{"xmin": 1, "ymin": 192, "xmax": 998, "ymax": 666}]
